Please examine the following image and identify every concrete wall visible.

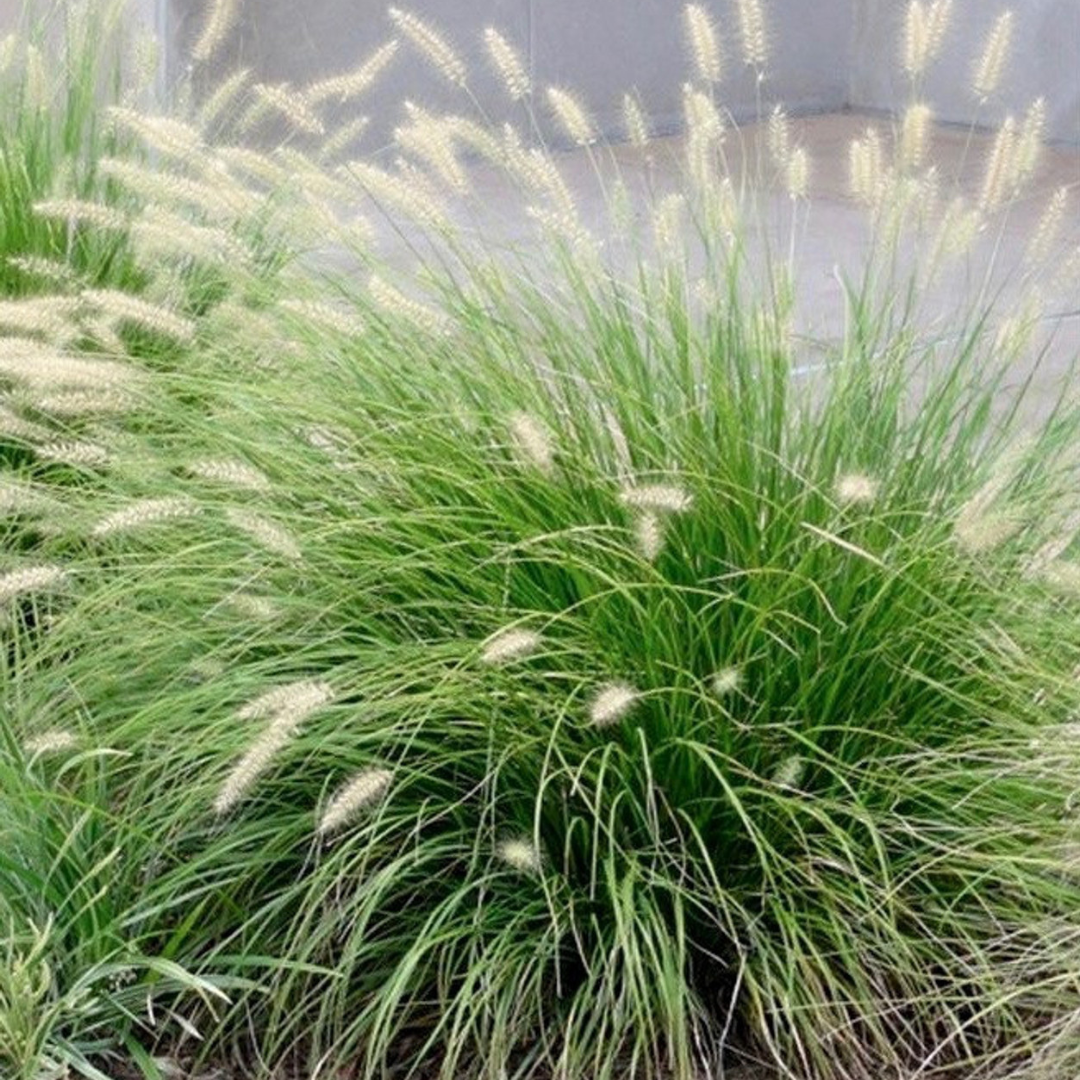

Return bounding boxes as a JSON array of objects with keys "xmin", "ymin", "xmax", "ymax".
[
  {"xmin": 166, "ymin": 0, "xmax": 852, "ymax": 146},
  {"xmin": 849, "ymin": 0, "xmax": 1080, "ymax": 144},
  {"xmin": 3, "ymin": 1, "xmax": 1079, "ymax": 146}
]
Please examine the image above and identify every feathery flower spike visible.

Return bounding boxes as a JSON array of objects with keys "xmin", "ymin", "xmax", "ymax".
[
  {"xmin": 92, "ymin": 497, "xmax": 199, "ymax": 538},
  {"xmin": 509, "ymin": 412, "xmax": 555, "ymax": 474},
  {"xmin": 0, "ymin": 565, "xmax": 67, "ymax": 603},
  {"xmin": 835, "ymin": 473, "xmax": 879, "ymax": 506},
  {"xmin": 735, "ymin": 0, "xmax": 769, "ymax": 69},
  {"xmin": 971, "ymin": 10, "xmax": 1013, "ymax": 99},
  {"xmin": 23, "ymin": 729, "xmax": 78, "ymax": 755},
  {"xmin": 684, "ymin": 4, "xmax": 722, "ymax": 83},
  {"xmin": 590, "ymin": 682, "xmax": 639, "ymax": 727},
  {"xmin": 546, "ymin": 87, "xmax": 595, "ymax": 147},
  {"xmin": 193, "ymin": 0, "xmax": 240, "ymax": 65},
  {"xmin": 483, "ymin": 28, "xmax": 530, "ymax": 100},
  {"xmin": 225, "ymin": 508, "xmax": 302, "ymax": 561},
  {"xmin": 620, "ymin": 484, "xmax": 693, "ymax": 514},
  {"xmin": 497, "ymin": 837, "xmax": 541, "ymax": 874},
  {"xmin": 635, "ymin": 512, "xmax": 665, "ymax": 561},
  {"xmin": 481, "ymin": 627, "xmax": 542, "ymax": 665},
  {"xmin": 388, "ymin": 7, "xmax": 467, "ymax": 86},
  {"xmin": 711, "ymin": 667, "xmax": 741, "ymax": 697},
  {"xmin": 318, "ymin": 768, "xmax": 393, "ymax": 833}
]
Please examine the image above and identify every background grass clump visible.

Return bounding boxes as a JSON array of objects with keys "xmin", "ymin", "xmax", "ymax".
[{"xmin": 2, "ymin": 1, "xmax": 1080, "ymax": 1079}]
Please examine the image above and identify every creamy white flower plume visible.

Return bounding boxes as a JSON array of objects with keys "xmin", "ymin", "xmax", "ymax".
[
  {"xmin": 305, "ymin": 40, "xmax": 399, "ymax": 105},
  {"xmin": 251, "ymin": 82, "xmax": 325, "ymax": 136},
  {"xmin": 199, "ymin": 67, "xmax": 251, "ymax": 131},
  {"xmin": 767, "ymin": 106, "xmax": 790, "ymax": 167},
  {"xmin": 509, "ymin": 412, "xmax": 555, "ymax": 474},
  {"xmin": 623, "ymin": 94, "xmax": 650, "ymax": 148},
  {"xmin": 395, "ymin": 102, "xmax": 469, "ymax": 194},
  {"xmin": 99, "ymin": 157, "xmax": 258, "ymax": 220},
  {"xmin": 186, "ymin": 459, "xmax": 271, "ymax": 492},
  {"xmin": 213, "ymin": 719, "xmax": 295, "ymax": 814},
  {"xmin": 6, "ymin": 255, "xmax": 77, "ymax": 287},
  {"xmin": 319, "ymin": 117, "xmax": 371, "ymax": 163},
  {"xmin": 979, "ymin": 115, "xmax": 1018, "ymax": 213},
  {"xmin": 711, "ymin": 667, "xmax": 741, "ymax": 696},
  {"xmin": 368, "ymin": 274, "xmax": 447, "ymax": 334},
  {"xmin": 835, "ymin": 473, "xmax": 879, "ymax": 506},
  {"xmin": 0, "ymin": 297, "xmax": 81, "ymax": 341},
  {"xmin": 0, "ymin": 480, "xmax": 49, "ymax": 517},
  {"xmin": 497, "ymin": 837, "xmax": 541, "ymax": 874},
  {"xmin": 848, "ymin": 128, "xmax": 885, "ymax": 206},
  {"xmin": 899, "ymin": 102, "xmax": 933, "ymax": 172},
  {"xmin": 652, "ymin": 193, "xmax": 686, "ymax": 253},
  {"xmin": 635, "ymin": 512, "xmax": 665, "ymax": 561},
  {"xmin": 1040, "ymin": 561, "xmax": 1080, "ymax": 597},
  {"xmin": 23, "ymin": 729, "xmax": 78, "ymax": 755},
  {"xmin": 483, "ymin": 28, "xmax": 529, "ymax": 100},
  {"xmin": 785, "ymin": 147, "xmax": 810, "ymax": 200},
  {"xmin": 953, "ymin": 437, "xmax": 1032, "ymax": 554},
  {"xmin": 1013, "ymin": 97, "xmax": 1046, "ymax": 184},
  {"xmin": 620, "ymin": 484, "xmax": 692, "ymax": 514},
  {"xmin": 225, "ymin": 508, "xmax": 302, "ymax": 561},
  {"xmin": 216, "ymin": 681, "xmax": 333, "ymax": 812},
  {"xmin": 684, "ymin": 4, "xmax": 722, "ymax": 82},
  {"xmin": 193, "ymin": 0, "xmax": 240, "ymax": 64},
  {"xmin": 0, "ymin": 565, "xmax": 67, "ymax": 603},
  {"xmin": 481, "ymin": 627, "xmax": 542, "ymax": 665},
  {"xmin": 546, "ymin": 87, "xmax": 595, "ymax": 147},
  {"xmin": 0, "ymin": 351, "xmax": 140, "ymax": 390},
  {"xmin": 735, "ymin": 0, "xmax": 768, "ymax": 68},
  {"xmin": 92, "ymin": 497, "xmax": 199, "ymax": 537},
  {"xmin": 26, "ymin": 388, "xmax": 134, "ymax": 417},
  {"xmin": 590, "ymin": 682, "xmax": 639, "ymax": 727},
  {"xmin": 236, "ymin": 679, "xmax": 334, "ymax": 722},
  {"xmin": 0, "ymin": 404, "xmax": 49, "ymax": 443},
  {"xmin": 82, "ymin": 289, "xmax": 195, "ymax": 345},
  {"xmin": 388, "ymin": 7, "xmax": 467, "ymax": 86},
  {"xmin": 902, "ymin": 0, "xmax": 952, "ymax": 79},
  {"xmin": 1025, "ymin": 187, "xmax": 1068, "ymax": 266},
  {"xmin": 318, "ymin": 767, "xmax": 393, "ymax": 833},
  {"xmin": 36, "ymin": 440, "xmax": 109, "ymax": 468},
  {"xmin": 224, "ymin": 592, "xmax": 279, "ymax": 621},
  {"xmin": 773, "ymin": 755, "xmax": 803, "ymax": 789},
  {"xmin": 341, "ymin": 160, "xmax": 449, "ymax": 230},
  {"xmin": 971, "ymin": 10, "xmax": 1013, "ymax": 100},
  {"xmin": 33, "ymin": 199, "xmax": 127, "ymax": 231},
  {"xmin": 107, "ymin": 108, "xmax": 203, "ymax": 161},
  {"xmin": 280, "ymin": 299, "xmax": 364, "ymax": 337}
]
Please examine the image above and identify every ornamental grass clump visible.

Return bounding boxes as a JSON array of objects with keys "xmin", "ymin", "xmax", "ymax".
[{"xmin": 1, "ymin": 1, "xmax": 1079, "ymax": 1079}]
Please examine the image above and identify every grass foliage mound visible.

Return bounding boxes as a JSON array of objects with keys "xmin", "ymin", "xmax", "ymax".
[{"xmin": 1, "ymin": 2, "xmax": 1079, "ymax": 1078}]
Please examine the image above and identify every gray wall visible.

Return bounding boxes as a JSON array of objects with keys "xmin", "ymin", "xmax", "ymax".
[
  {"xmin": 166, "ymin": 0, "xmax": 852, "ymax": 146},
  {"xmin": 3, "ymin": 1, "xmax": 1079, "ymax": 145},
  {"xmin": 850, "ymin": 0, "xmax": 1080, "ymax": 144}
]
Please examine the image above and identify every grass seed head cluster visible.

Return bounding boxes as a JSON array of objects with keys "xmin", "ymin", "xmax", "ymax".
[{"xmin": 0, "ymin": 2, "xmax": 1079, "ymax": 1079}]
